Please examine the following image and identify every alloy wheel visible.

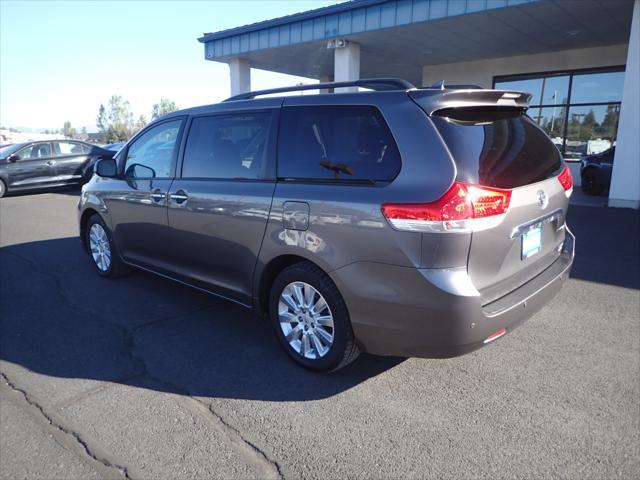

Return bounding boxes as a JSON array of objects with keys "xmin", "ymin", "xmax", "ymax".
[
  {"xmin": 278, "ymin": 281, "xmax": 335, "ymax": 359},
  {"xmin": 89, "ymin": 223, "xmax": 111, "ymax": 272}
]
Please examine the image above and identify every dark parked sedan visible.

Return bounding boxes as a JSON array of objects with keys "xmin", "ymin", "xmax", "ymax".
[
  {"xmin": 0, "ymin": 140, "xmax": 113, "ymax": 197},
  {"xmin": 580, "ymin": 147, "xmax": 615, "ymax": 196}
]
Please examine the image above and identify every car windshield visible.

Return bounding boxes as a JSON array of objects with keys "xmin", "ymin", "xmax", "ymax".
[{"xmin": 0, "ymin": 143, "xmax": 25, "ymax": 158}]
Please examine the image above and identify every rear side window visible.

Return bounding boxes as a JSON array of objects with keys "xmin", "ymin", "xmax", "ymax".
[
  {"xmin": 182, "ymin": 113, "xmax": 272, "ymax": 179},
  {"xmin": 54, "ymin": 142, "xmax": 90, "ymax": 156},
  {"xmin": 278, "ymin": 106, "xmax": 401, "ymax": 182},
  {"xmin": 431, "ymin": 108, "xmax": 562, "ymax": 189}
]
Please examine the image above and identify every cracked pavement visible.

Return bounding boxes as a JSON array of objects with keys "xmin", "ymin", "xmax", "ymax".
[{"xmin": 0, "ymin": 190, "xmax": 638, "ymax": 479}]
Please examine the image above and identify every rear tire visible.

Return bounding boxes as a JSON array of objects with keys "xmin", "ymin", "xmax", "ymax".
[
  {"xmin": 581, "ymin": 169, "xmax": 603, "ymax": 196},
  {"xmin": 85, "ymin": 214, "xmax": 130, "ymax": 278},
  {"xmin": 269, "ymin": 262, "xmax": 360, "ymax": 372}
]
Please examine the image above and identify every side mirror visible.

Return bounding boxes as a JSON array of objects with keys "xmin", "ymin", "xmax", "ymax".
[
  {"xmin": 7, "ymin": 154, "xmax": 19, "ymax": 163},
  {"xmin": 125, "ymin": 163, "xmax": 155, "ymax": 179},
  {"xmin": 95, "ymin": 158, "xmax": 117, "ymax": 177}
]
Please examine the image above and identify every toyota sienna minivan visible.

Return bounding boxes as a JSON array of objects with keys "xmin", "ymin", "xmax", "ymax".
[{"xmin": 79, "ymin": 78, "xmax": 575, "ymax": 371}]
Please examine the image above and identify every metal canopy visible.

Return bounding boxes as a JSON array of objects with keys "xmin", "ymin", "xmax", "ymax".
[{"xmin": 199, "ymin": 0, "xmax": 634, "ymax": 86}]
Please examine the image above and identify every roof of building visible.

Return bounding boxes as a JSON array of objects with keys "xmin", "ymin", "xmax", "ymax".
[{"xmin": 198, "ymin": 0, "xmax": 634, "ymax": 86}]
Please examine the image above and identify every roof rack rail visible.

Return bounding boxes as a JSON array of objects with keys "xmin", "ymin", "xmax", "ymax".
[{"xmin": 224, "ymin": 77, "xmax": 415, "ymax": 101}]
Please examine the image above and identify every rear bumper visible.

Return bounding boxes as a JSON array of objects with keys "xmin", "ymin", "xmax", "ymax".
[{"xmin": 330, "ymin": 228, "xmax": 575, "ymax": 358}]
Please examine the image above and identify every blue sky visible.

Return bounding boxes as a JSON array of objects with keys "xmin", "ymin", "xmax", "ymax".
[{"xmin": 0, "ymin": 0, "xmax": 343, "ymax": 130}]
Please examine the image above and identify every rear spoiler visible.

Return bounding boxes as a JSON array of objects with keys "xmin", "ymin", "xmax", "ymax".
[{"xmin": 409, "ymin": 89, "xmax": 532, "ymax": 115}]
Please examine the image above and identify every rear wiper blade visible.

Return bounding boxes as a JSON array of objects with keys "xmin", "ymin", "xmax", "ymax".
[{"xmin": 319, "ymin": 160, "xmax": 354, "ymax": 177}]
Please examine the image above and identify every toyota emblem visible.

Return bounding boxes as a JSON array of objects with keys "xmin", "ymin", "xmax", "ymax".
[{"xmin": 537, "ymin": 190, "xmax": 548, "ymax": 209}]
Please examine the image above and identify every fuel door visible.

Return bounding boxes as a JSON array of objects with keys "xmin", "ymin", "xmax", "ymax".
[{"xmin": 283, "ymin": 201, "xmax": 309, "ymax": 231}]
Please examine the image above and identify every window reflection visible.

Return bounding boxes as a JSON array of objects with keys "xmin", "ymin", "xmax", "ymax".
[
  {"xmin": 564, "ymin": 104, "xmax": 620, "ymax": 160},
  {"xmin": 538, "ymin": 75, "xmax": 570, "ymax": 106},
  {"xmin": 530, "ymin": 106, "xmax": 566, "ymax": 147},
  {"xmin": 495, "ymin": 68, "xmax": 624, "ymax": 161},
  {"xmin": 571, "ymin": 71, "xmax": 625, "ymax": 104}
]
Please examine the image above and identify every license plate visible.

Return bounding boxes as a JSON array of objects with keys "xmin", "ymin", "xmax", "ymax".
[{"xmin": 522, "ymin": 225, "xmax": 542, "ymax": 259}]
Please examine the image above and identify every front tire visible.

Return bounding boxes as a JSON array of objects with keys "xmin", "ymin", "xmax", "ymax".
[
  {"xmin": 269, "ymin": 262, "xmax": 360, "ymax": 372},
  {"xmin": 85, "ymin": 214, "xmax": 130, "ymax": 278},
  {"xmin": 0, "ymin": 179, "xmax": 6, "ymax": 198}
]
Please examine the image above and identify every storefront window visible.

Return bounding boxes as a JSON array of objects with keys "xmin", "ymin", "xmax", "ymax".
[
  {"xmin": 570, "ymin": 71, "xmax": 624, "ymax": 104},
  {"xmin": 565, "ymin": 104, "xmax": 620, "ymax": 160},
  {"xmin": 495, "ymin": 68, "xmax": 624, "ymax": 161}
]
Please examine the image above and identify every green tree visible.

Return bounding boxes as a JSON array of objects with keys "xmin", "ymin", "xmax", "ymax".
[
  {"xmin": 597, "ymin": 104, "xmax": 620, "ymax": 140},
  {"xmin": 96, "ymin": 95, "xmax": 134, "ymax": 142},
  {"xmin": 63, "ymin": 120, "xmax": 77, "ymax": 139},
  {"xmin": 151, "ymin": 98, "xmax": 178, "ymax": 120},
  {"xmin": 133, "ymin": 114, "xmax": 148, "ymax": 134}
]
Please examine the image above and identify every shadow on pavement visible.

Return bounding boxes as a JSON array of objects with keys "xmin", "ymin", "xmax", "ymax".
[
  {"xmin": 0, "ymin": 236, "xmax": 404, "ymax": 402},
  {"xmin": 567, "ymin": 205, "xmax": 639, "ymax": 290},
  {"xmin": 1, "ymin": 205, "xmax": 636, "ymax": 401}
]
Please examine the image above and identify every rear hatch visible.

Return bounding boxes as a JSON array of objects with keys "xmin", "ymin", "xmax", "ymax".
[{"xmin": 410, "ymin": 89, "xmax": 571, "ymax": 304}]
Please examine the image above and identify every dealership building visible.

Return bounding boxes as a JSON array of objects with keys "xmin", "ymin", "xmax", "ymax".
[{"xmin": 199, "ymin": 0, "xmax": 639, "ymax": 208}]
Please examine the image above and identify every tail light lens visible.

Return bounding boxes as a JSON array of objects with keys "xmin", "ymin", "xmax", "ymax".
[
  {"xmin": 381, "ymin": 182, "xmax": 511, "ymax": 233},
  {"xmin": 557, "ymin": 165, "xmax": 573, "ymax": 197}
]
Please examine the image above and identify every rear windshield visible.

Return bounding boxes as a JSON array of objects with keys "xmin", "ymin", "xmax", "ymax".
[{"xmin": 431, "ymin": 107, "xmax": 562, "ymax": 189}]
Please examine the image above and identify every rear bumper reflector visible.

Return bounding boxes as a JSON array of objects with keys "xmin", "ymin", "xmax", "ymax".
[{"xmin": 483, "ymin": 328, "xmax": 507, "ymax": 344}]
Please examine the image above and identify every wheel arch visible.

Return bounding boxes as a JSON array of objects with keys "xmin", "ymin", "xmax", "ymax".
[
  {"xmin": 79, "ymin": 207, "xmax": 101, "ymax": 251},
  {"xmin": 255, "ymin": 254, "xmax": 327, "ymax": 318}
]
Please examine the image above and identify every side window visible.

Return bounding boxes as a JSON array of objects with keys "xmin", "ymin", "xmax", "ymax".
[
  {"xmin": 182, "ymin": 113, "xmax": 272, "ymax": 179},
  {"xmin": 18, "ymin": 143, "xmax": 51, "ymax": 160},
  {"xmin": 124, "ymin": 120, "xmax": 181, "ymax": 179},
  {"xmin": 277, "ymin": 106, "xmax": 401, "ymax": 182},
  {"xmin": 54, "ymin": 142, "xmax": 90, "ymax": 156}
]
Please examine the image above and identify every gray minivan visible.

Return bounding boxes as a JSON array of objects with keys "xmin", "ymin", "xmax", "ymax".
[{"xmin": 79, "ymin": 79, "xmax": 575, "ymax": 371}]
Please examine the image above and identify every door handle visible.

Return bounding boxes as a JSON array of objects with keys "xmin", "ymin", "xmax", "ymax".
[
  {"xmin": 150, "ymin": 189, "xmax": 166, "ymax": 202},
  {"xmin": 170, "ymin": 189, "xmax": 188, "ymax": 204},
  {"xmin": 46, "ymin": 160, "xmax": 55, "ymax": 166}
]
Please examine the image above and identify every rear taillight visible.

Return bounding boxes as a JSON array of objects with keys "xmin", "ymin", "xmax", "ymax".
[
  {"xmin": 381, "ymin": 182, "xmax": 511, "ymax": 233},
  {"xmin": 557, "ymin": 165, "xmax": 573, "ymax": 197}
]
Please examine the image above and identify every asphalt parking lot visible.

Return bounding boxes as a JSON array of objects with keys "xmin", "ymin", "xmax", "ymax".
[{"xmin": 0, "ymin": 190, "xmax": 638, "ymax": 479}]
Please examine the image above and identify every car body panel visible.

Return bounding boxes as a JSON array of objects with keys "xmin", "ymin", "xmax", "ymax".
[
  {"xmin": 52, "ymin": 141, "xmax": 92, "ymax": 183},
  {"xmin": 104, "ymin": 177, "xmax": 175, "ymax": 268},
  {"xmin": 165, "ymin": 179, "xmax": 276, "ymax": 304}
]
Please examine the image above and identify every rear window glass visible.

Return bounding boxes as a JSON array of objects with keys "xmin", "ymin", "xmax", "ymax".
[
  {"xmin": 432, "ymin": 108, "xmax": 562, "ymax": 188},
  {"xmin": 278, "ymin": 105, "xmax": 401, "ymax": 183}
]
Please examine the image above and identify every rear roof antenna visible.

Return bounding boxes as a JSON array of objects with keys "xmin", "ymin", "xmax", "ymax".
[{"xmin": 431, "ymin": 80, "xmax": 446, "ymax": 90}]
